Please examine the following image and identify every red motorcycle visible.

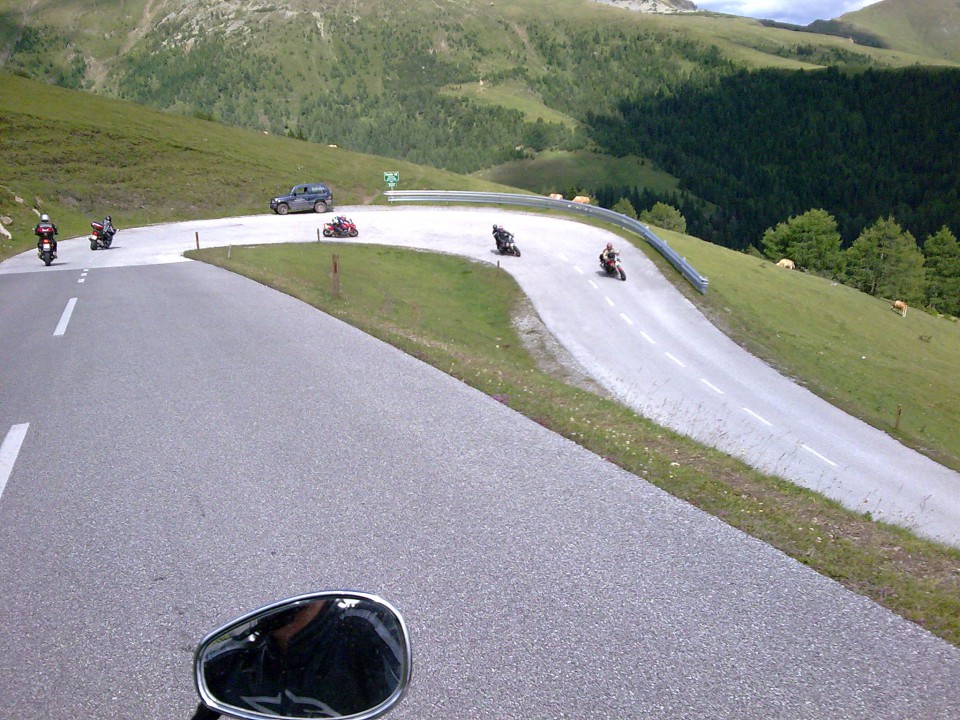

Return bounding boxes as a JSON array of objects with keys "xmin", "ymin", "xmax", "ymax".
[
  {"xmin": 35, "ymin": 225, "xmax": 57, "ymax": 266},
  {"xmin": 322, "ymin": 216, "xmax": 359, "ymax": 238},
  {"xmin": 89, "ymin": 220, "xmax": 114, "ymax": 250},
  {"xmin": 600, "ymin": 252, "xmax": 627, "ymax": 281}
]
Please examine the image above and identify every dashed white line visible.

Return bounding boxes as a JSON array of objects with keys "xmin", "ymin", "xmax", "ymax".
[
  {"xmin": 640, "ymin": 331, "xmax": 656, "ymax": 345},
  {"xmin": 802, "ymin": 444, "xmax": 838, "ymax": 467},
  {"xmin": 574, "ymin": 266, "xmax": 584, "ymax": 275},
  {"xmin": 700, "ymin": 379, "xmax": 724, "ymax": 395},
  {"xmin": 588, "ymin": 280, "xmax": 599, "ymax": 290},
  {"xmin": 605, "ymin": 296, "xmax": 615, "ymax": 307},
  {"xmin": 0, "ymin": 423, "xmax": 29, "ymax": 502},
  {"xmin": 619, "ymin": 313, "xmax": 634, "ymax": 326},
  {"xmin": 559, "ymin": 253, "xmax": 570, "ymax": 262},
  {"xmin": 743, "ymin": 408, "xmax": 774, "ymax": 427},
  {"xmin": 54, "ymin": 298, "xmax": 78, "ymax": 337},
  {"xmin": 665, "ymin": 353, "xmax": 686, "ymax": 368}
]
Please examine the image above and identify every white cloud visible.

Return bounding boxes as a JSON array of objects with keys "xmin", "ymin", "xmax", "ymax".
[{"xmin": 693, "ymin": 1, "xmax": 884, "ymax": 26}]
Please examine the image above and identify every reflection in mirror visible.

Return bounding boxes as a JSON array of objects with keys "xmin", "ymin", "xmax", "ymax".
[{"xmin": 196, "ymin": 593, "xmax": 411, "ymax": 720}]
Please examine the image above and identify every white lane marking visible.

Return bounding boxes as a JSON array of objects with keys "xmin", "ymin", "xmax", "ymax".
[
  {"xmin": 700, "ymin": 379, "xmax": 724, "ymax": 395},
  {"xmin": 78, "ymin": 278, "xmax": 85, "ymax": 284},
  {"xmin": 802, "ymin": 444, "xmax": 838, "ymax": 467},
  {"xmin": 54, "ymin": 298, "xmax": 78, "ymax": 337},
  {"xmin": 588, "ymin": 280, "xmax": 598, "ymax": 290},
  {"xmin": 573, "ymin": 266, "xmax": 584, "ymax": 275},
  {"xmin": 665, "ymin": 352, "xmax": 686, "ymax": 368},
  {"xmin": 0, "ymin": 423, "xmax": 29, "ymax": 502},
  {"xmin": 743, "ymin": 408, "xmax": 774, "ymax": 427},
  {"xmin": 559, "ymin": 253, "xmax": 570, "ymax": 262},
  {"xmin": 620, "ymin": 313, "xmax": 634, "ymax": 326},
  {"xmin": 605, "ymin": 296, "xmax": 615, "ymax": 307},
  {"xmin": 640, "ymin": 331, "xmax": 656, "ymax": 345}
]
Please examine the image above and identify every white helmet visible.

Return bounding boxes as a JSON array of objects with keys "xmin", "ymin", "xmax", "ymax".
[{"xmin": 40, "ymin": 214, "xmax": 50, "ymax": 223}]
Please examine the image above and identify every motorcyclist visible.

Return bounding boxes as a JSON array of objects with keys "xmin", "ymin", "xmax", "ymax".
[
  {"xmin": 101, "ymin": 214, "xmax": 117, "ymax": 243},
  {"xmin": 492, "ymin": 224, "xmax": 512, "ymax": 250},
  {"xmin": 34, "ymin": 213, "xmax": 58, "ymax": 257},
  {"xmin": 599, "ymin": 242, "xmax": 618, "ymax": 267}
]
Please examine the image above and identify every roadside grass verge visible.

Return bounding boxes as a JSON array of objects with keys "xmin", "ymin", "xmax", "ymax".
[{"xmin": 189, "ymin": 241, "xmax": 960, "ymax": 648}]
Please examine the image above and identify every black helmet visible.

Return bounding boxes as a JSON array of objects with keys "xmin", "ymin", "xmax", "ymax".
[
  {"xmin": 493, "ymin": 224, "xmax": 499, "ymax": 231},
  {"xmin": 106, "ymin": 215, "xmax": 112, "ymax": 222}
]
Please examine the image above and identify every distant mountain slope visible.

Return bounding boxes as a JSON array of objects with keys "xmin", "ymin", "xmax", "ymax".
[{"xmin": 841, "ymin": 0, "xmax": 960, "ymax": 62}]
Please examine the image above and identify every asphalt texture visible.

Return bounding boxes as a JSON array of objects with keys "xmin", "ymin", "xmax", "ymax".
[{"xmin": 1, "ymin": 208, "xmax": 958, "ymax": 719}]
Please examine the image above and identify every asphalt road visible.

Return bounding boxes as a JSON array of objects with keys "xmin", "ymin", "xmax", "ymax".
[{"xmin": 1, "ymin": 209, "xmax": 959, "ymax": 719}]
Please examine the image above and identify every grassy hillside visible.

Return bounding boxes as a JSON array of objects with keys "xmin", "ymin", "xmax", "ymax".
[
  {"xmin": 842, "ymin": 0, "xmax": 960, "ymax": 63},
  {"xmin": 0, "ymin": 72, "xmax": 516, "ymax": 259},
  {"xmin": 2, "ymin": 0, "xmax": 955, "ymax": 176}
]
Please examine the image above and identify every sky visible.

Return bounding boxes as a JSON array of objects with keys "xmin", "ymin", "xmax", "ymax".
[{"xmin": 692, "ymin": 1, "xmax": 884, "ymax": 26}]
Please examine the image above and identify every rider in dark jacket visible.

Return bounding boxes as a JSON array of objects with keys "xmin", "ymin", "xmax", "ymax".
[
  {"xmin": 492, "ymin": 224, "xmax": 512, "ymax": 250},
  {"xmin": 101, "ymin": 215, "xmax": 117, "ymax": 243},
  {"xmin": 34, "ymin": 214, "xmax": 58, "ymax": 257}
]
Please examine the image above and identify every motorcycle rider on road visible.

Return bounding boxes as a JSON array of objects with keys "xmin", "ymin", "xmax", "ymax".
[
  {"xmin": 101, "ymin": 214, "xmax": 117, "ymax": 243},
  {"xmin": 492, "ymin": 224, "xmax": 512, "ymax": 250},
  {"xmin": 34, "ymin": 213, "xmax": 58, "ymax": 257},
  {"xmin": 599, "ymin": 242, "xmax": 618, "ymax": 267}
]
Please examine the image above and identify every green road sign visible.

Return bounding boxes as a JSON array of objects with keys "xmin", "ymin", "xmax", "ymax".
[{"xmin": 384, "ymin": 171, "xmax": 399, "ymax": 188}]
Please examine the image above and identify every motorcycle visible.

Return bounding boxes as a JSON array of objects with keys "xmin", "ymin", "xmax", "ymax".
[
  {"xmin": 494, "ymin": 229, "xmax": 521, "ymax": 257},
  {"xmin": 322, "ymin": 216, "xmax": 359, "ymax": 238},
  {"xmin": 600, "ymin": 252, "xmax": 627, "ymax": 281},
  {"xmin": 189, "ymin": 590, "xmax": 411, "ymax": 720},
  {"xmin": 89, "ymin": 220, "xmax": 115, "ymax": 250},
  {"xmin": 37, "ymin": 235, "xmax": 55, "ymax": 266}
]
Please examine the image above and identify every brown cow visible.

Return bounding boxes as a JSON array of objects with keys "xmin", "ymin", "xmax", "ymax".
[
  {"xmin": 548, "ymin": 193, "xmax": 564, "ymax": 200},
  {"xmin": 776, "ymin": 258, "xmax": 796, "ymax": 269},
  {"xmin": 891, "ymin": 300, "xmax": 908, "ymax": 317},
  {"xmin": 571, "ymin": 196, "xmax": 591, "ymax": 204}
]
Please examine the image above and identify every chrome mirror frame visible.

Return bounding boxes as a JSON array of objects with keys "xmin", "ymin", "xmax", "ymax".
[{"xmin": 194, "ymin": 590, "xmax": 412, "ymax": 720}]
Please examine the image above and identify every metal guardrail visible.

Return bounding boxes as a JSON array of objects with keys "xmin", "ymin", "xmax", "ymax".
[{"xmin": 385, "ymin": 190, "xmax": 709, "ymax": 294}]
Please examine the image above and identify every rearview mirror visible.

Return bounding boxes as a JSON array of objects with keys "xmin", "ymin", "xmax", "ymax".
[{"xmin": 194, "ymin": 591, "xmax": 412, "ymax": 720}]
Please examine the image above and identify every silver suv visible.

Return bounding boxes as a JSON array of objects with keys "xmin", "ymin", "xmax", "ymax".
[{"xmin": 270, "ymin": 182, "xmax": 334, "ymax": 215}]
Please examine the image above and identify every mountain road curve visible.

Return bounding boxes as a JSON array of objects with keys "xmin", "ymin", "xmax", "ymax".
[
  {"xmin": 5, "ymin": 206, "xmax": 953, "ymax": 544},
  {"xmin": 1, "ymin": 207, "xmax": 958, "ymax": 719}
]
